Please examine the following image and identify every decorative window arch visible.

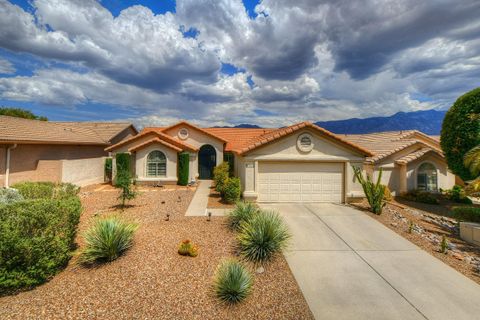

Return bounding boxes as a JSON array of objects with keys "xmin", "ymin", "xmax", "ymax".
[
  {"xmin": 417, "ymin": 162, "xmax": 437, "ymax": 191},
  {"xmin": 147, "ymin": 151, "xmax": 166, "ymax": 177}
]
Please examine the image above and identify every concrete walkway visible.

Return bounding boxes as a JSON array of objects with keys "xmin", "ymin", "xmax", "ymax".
[
  {"xmin": 185, "ymin": 180, "xmax": 212, "ymax": 216},
  {"xmin": 261, "ymin": 203, "xmax": 480, "ymax": 320}
]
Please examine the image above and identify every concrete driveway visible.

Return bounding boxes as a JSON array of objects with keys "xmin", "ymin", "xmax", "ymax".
[{"xmin": 261, "ymin": 203, "xmax": 480, "ymax": 320}]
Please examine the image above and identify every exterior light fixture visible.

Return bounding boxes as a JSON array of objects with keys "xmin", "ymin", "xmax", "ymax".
[{"xmin": 207, "ymin": 211, "xmax": 212, "ymax": 221}]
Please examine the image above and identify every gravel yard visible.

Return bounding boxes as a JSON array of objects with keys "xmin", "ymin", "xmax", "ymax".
[
  {"xmin": 352, "ymin": 200, "xmax": 480, "ymax": 285},
  {"xmin": 0, "ymin": 184, "xmax": 312, "ymax": 320}
]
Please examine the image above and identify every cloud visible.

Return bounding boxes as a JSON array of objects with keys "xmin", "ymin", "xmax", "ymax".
[
  {"xmin": 0, "ymin": 0, "xmax": 479, "ymax": 127},
  {"xmin": 0, "ymin": 0, "xmax": 220, "ymax": 91},
  {"xmin": 0, "ymin": 57, "xmax": 15, "ymax": 74}
]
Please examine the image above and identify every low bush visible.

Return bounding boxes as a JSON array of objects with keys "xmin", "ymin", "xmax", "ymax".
[
  {"xmin": 443, "ymin": 185, "xmax": 472, "ymax": 204},
  {"xmin": 238, "ymin": 210, "xmax": 291, "ymax": 264},
  {"xmin": 79, "ymin": 216, "xmax": 138, "ymax": 264},
  {"xmin": 352, "ymin": 166, "xmax": 385, "ymax": 214},
  {"xmin": 213, "ymin": 162, "xmax": 230, "ymax": 194},
  {"xmin": 227, "ymin": 201, "xmax": 259, "ymax": 231},
  {"xmin": 178, "ymin": 239, "xmax": 198, "ymax": 257},
  {"xmin": 0, "ymin": 197, "xmax": 81, "ymax": 293},
  {"xmin": 116, "ymin": 173, "xmax": 137, "ymax": 208},
  {"xmin": 452, "ymin": 207, "xmax": 480, "ymax": 223},
  {"xmin": 404, "ymin": 190, "xmax": 439, "ymax": 204},
  {"xmin": 0, "ymin": 188, "xmax": 24, "ymax": 205},
  {"xmin": 12, "ymin": 181, "xmax": 79, "ymax": 200},
  {"xmin": 223, "ymin": 178, "xmax": 241, "ymax": 204},
  {"xmin": 383, "ymin": 185, "xmax": 393, "ymax": 202},
  {"xmin": 213, "ymin": 259, "xmax": 253, "ymax": 304}
]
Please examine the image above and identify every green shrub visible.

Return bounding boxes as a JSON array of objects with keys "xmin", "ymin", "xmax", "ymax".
[
  {"xmin": 238, "ymin": 210, "xmax": 291, "ymax": 264},
  {"xmin": 213, "ymin": 259, "xmax": 253, "ymax": 304},
  {"xmin": 227, "ymin": 201, "xmax": 259, "ymax": 231},
  {"xmin": 11, "ymin": 182, "xmax": 79, "ymax": 200},
  {"xmin": 0, "ymin": 197, "xmax": 81, "ymax": 292},
  {"xmin": 115, "ymin": 153, "xmax": 131, "ymax": 185},
  {"xmin": 440, "ymin": 87, "xmax": 480, "ymax": 181},
  {"xmin": 79, "ymin": 216, "xmax": 138, "ymax": 264},
  {"xmin": 213, "ymin": 162, "xmax": 229, "ymax": 194},
  {"xmin": 383, "ymin": 185, "xmax": 393, "ymax": 202},
  {"xmin": 105, "ymin": 158, "xmax": 113, "ymax": 181},
  {"xmin": 0, "ymin": 188, "xmax": 24, "ymax": 205},
  {"xmin": 440, "ymin": 235, "xmax": 448, "ymax": 254},
  {"xmin": 352, "ymin": 166, "xmax": 386, "ymax": 214},
  {"xmin": 177, "ymin": 239, "xmax": 198, "ymax": 257},
  {"xmin": 404, "ymin": 190, "xmax": 439, "ymax": 204},
  {"xmin": 443, "ymin": 185, "xmax": 472, "ymax": 204},
  {"xmin": 223, "ymin": 177, "xmax": 241, "ymax": 204},
  {"xmin": 178, "ymin": 152, "xmax": 189, "ymax": 186},
  {"xmin": 452, "ymin": 207, "xmax": 480, "ymax": 223}
]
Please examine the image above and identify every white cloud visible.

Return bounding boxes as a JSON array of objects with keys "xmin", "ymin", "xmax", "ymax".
[{"xmin": 0, "ymin": 57, "xmax": 15, "ymax": 74}]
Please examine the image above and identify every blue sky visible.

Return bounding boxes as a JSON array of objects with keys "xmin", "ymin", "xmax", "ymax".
[{"xmin": 0, "ymin": 0, "xmax": 479, "ymax": 127}]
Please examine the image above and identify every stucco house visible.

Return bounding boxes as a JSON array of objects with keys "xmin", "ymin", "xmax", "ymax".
[
  {"xmin": 106, "ymin": 120, "xmax": 455, "ymax": 203},
  {"xmin": 0, "ymin": 116, "xmax": 137, "ymax": 187}
]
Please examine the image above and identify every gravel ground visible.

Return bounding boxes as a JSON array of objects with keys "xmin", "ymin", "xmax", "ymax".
[
  {"xmin": 207, "ymin": 185, "xmax": 235, "ymax": 209},
  {"xmin": 0, "ymin": 184, "xmax": 312, "ymax": 320},
  {"xmin": 352, "ymin": 200, "xmax": 480, "ymax": 285}
]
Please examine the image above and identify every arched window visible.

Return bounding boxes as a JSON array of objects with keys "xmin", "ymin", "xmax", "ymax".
[
  {"xmin": 417, "ymin": 162, "xmax": 437, "ymax": 191},
  {"xmin": 147, "ymin": 151, "xmax": 166, "ymax": 177}
]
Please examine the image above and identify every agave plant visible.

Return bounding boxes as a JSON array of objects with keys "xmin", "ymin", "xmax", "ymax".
[
  {"xmin": 226, "ymin": 201, "xmax": 259, "ymax": 231},
  {"xmin": 80, "ymin": 216, "xmax": 138, "ymax": 264},
  {"xmin": 213, "ymin": 259, "xmax": 253, "ymax": 304},
  {"xmin": 237, "ymin": 210, "xmax": 291, "ymax": 264},
  {"xmin": 352, "ymin": 166, "xmax": 386, "ymax": 215}
]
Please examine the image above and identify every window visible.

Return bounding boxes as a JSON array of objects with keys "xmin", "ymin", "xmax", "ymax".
[
  {"xmin": 147, "ymin": 151, "xmax": 166, "ymax": 177},
  {"xmin": 417, "ymin": 162, "xmax": 437, "ymax": 191}
]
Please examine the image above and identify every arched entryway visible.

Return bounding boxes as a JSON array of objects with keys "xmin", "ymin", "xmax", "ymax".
[{"xmin": 198, "ymin": 144, "xmax": 216, "ymax": 179}]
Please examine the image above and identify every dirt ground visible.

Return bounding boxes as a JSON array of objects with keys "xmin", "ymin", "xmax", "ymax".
[
  {"xmin": 207, "ymin": 184, "xmax": 235, "ymax": 209},
  {"xmin": 352, "ymin": 200, "xmax": 480, "ymax": 285},
  {"xmin": 0, "ymin": 184, "xmax": 312, "ymax": 320}
]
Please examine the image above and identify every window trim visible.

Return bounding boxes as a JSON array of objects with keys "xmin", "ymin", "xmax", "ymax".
[
  {"xmin": 146, "ymin": 150, "xmax": 167, "ymax": 177},
  {"xmin": 416, "ymin": 161, "xmax": 438, "ymax": 192}
]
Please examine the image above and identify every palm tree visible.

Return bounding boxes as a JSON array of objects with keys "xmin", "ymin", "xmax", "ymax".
[{"xmin": 464, "ymin": 145, "xmax": 480, "ymax": 177}]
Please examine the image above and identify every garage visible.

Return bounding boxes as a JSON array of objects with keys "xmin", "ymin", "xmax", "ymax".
[{"xmin": 257, "ymin": 162, "xmax": 344, "ymax": 203}]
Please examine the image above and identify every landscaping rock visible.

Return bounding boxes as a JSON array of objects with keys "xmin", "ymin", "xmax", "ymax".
[
  {"xmin": 452, "ymin": 252, "xmax": 464, "ymax": 261},
  {"xmin": 256, "ymin": 266, "xmax": 265, "ymax": 274}
]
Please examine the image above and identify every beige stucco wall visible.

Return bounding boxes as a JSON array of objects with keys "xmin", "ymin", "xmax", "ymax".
[
  {"xmin": 62, "ymin": 157, "xmax": 106, "ymax": 186},
  {"xmin": 406, "ymin": 154, "xmax": 455, "ymax": 191},
  {"xmin": 1, "ymin": 144, "xmax": 106, "ymax": 187},
  {"xmin": 164, "ymin": 126, "xmax": 224, "ymax": 179},
  {"xmin": 134, "ymin": 143, "xmax": 178, "ymax": 183},
  {"xmin": 237, "ymin": 129, "xmax": 366, "ymax": 202}
]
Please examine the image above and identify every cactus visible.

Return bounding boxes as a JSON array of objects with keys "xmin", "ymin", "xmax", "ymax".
[{"xmin": 352, "ymin": 166, "xmax": 386, "ymax": 215}]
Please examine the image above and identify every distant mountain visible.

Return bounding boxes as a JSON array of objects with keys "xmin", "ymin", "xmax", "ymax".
[
  {"xmin": 213, "ymin": 123, "xmax": 261, "ymax": 129},
  {"xmin": 315, "ymin": 109, "xmax": 446, "ymax": 135}
]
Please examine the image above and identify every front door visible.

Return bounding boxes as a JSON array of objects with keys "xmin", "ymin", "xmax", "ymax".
[{"xmin": 198, "ymin": 144, "xmax": 216, "ymax": 179}]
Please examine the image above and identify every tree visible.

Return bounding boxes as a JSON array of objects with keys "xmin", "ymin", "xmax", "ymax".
[
  {"xmin": 0, "ymin": 107, "xmax": 48, "ymax": 121},
  {"xmin": 440, "ymin": 88, "xmax": 480, "ymax": 181},
  {"xmin": 116, "ymin": 172, "xmax": 137, "ymax": 209}
]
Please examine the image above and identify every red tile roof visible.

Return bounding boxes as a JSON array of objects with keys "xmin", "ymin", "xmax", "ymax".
[
  {"xmin": 128, "ymin": 137, "xmax": 182, "ymax": 152},
  {"xmin": 106, "ymin": 130, "xmax": 198, "ymax": 152}
]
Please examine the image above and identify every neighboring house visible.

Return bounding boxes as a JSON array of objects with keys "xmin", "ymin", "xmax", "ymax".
[
  {"xmin": 0, "ymin": 116, "xmax": 137, "ymax": 187},
  {"xmin": 107, "ymin": 121, "xmax": 456, "ymax": 203},
  {"xmin": 341, "ymin": 130, "xmax": 455, "ymax": 196}
]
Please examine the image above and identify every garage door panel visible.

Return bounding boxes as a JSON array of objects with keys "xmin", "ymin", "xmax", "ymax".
[{"xmin": 258, "ymin": 162, "xmax": 344, "ymax": 203}]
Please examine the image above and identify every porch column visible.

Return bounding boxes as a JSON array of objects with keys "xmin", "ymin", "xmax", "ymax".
[
  {"xmin": 243, "ymin": 161, "xmax": 258, "ymax": 201},
  {"xmin": 5, "ymin": 144, "xmax": 17, "ymax": 188},
  {"xmin": 398, "ymin": 163, "xmax": 407, "ymax": 195}
]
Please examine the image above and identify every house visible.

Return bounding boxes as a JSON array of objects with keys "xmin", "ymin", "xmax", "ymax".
[
  {"xmin": 106, "ymin": 120, "xmax": 455, "ymax": 203},
  {"xmin": 0, "ymin": 116, "xmax": 137, "ymax": 187}
]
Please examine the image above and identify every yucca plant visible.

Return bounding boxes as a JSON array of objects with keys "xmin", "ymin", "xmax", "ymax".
[
  {"xmin": 237, "ymin": 210, "xmax": 291, "ymax": 264},
  {"xmin": 352, "ymin": 166, "xmax": 386, "ymax": 215},
  {"xmin": 227, "ymin": 201, "xmax": 259, "ymax": 231},
  {"xmin": 79, "ymin": 216, "xmax": 138, "ymax": 264},
  {"xmin": 213, "ymin": 259, "xmax": 253, "ymax": 304}
]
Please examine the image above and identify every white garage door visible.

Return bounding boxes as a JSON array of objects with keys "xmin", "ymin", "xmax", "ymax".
[{"xmin": 258, "ymin": 162, "xmax": 344, "ymax": 203}]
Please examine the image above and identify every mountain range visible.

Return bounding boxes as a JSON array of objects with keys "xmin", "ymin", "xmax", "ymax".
[{"xmin": 227, "ymin": 109, "xmax": 447, "ymax": 135}]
